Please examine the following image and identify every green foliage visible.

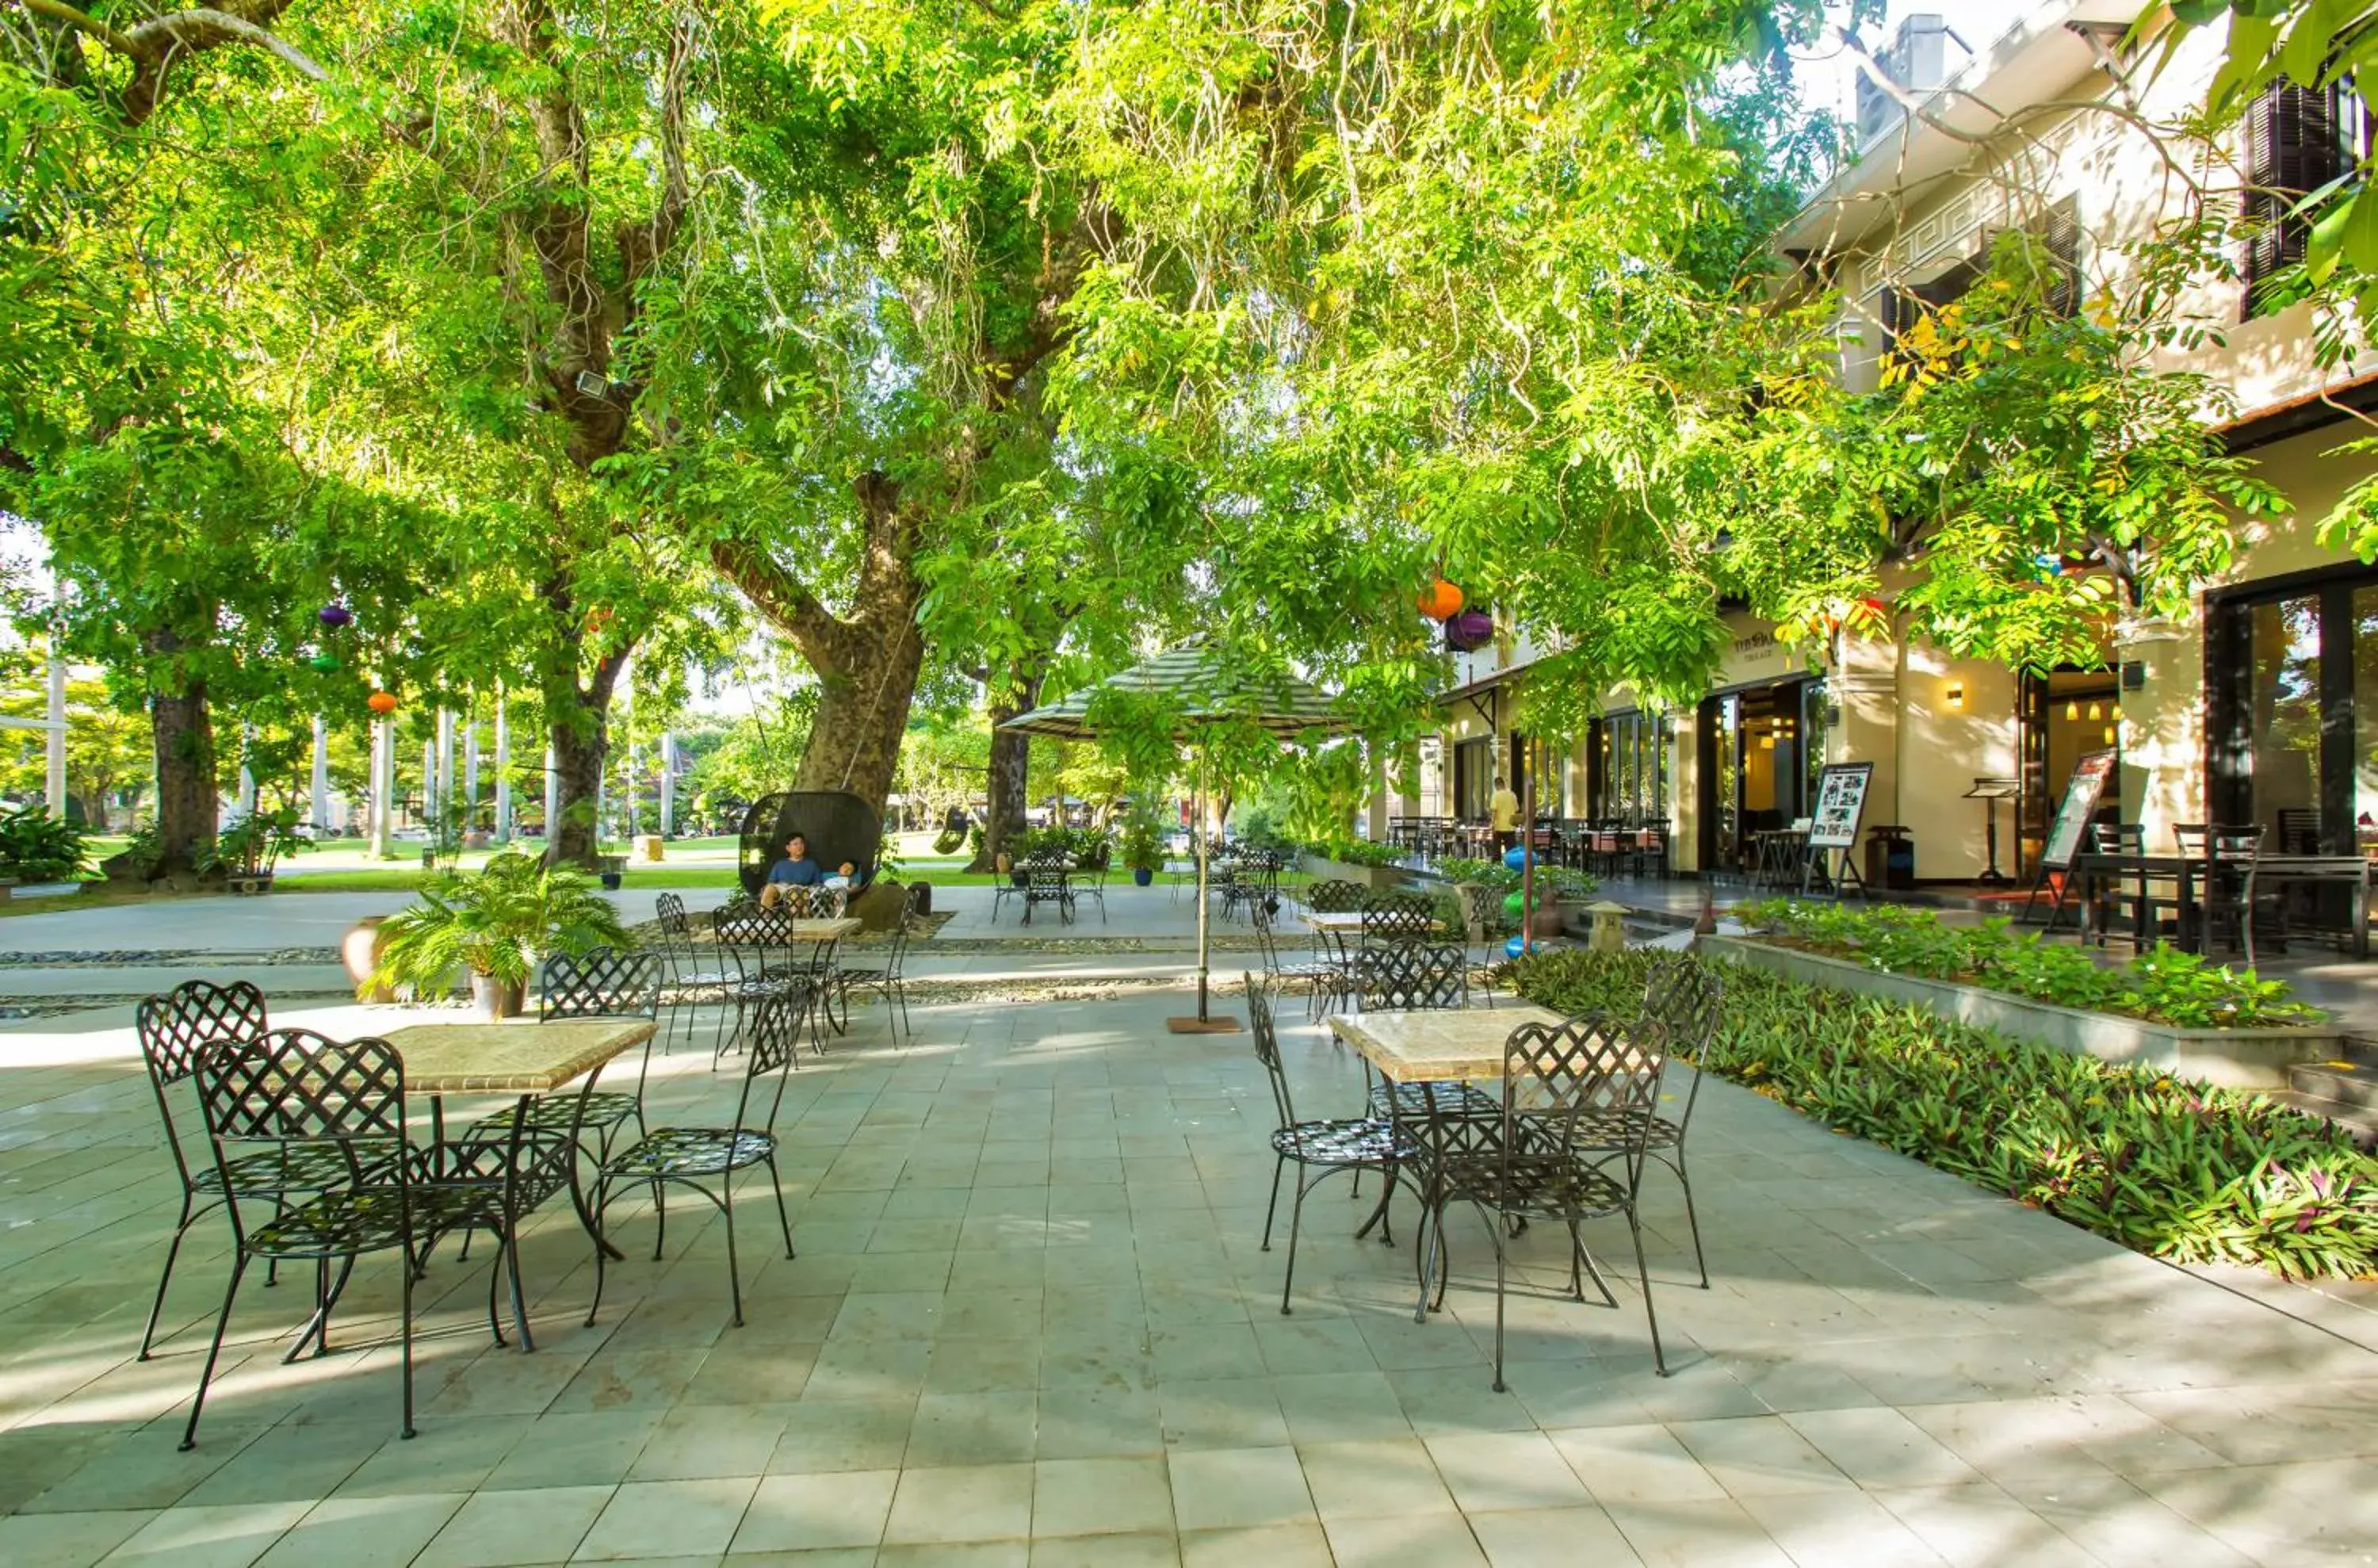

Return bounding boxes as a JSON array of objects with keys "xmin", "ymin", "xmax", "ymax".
[
  {"xmin": 213, "ymin": 807, "xmax": 306, "ymax": 880},
  {"xmin": 369, "ymin": 852, "xmax": 630, "ymax": 993},
  {"xmin": 1735, "ymin": 900, "xmax": 2318, "ymax": 1030},
  {"xmin": 1011, "ymin": 825, "xmax": 1109, "ymax": 866},
  {"xmin": 1304, "ymin": 838, "xmax": 1403, "ymax": 869},
  {"xmin": 1512, "ymin": 950, "xmax": 2378, "ymax": 1281},
  {"xmin": 1118, "ymin": 809, "xmax": 1168, "ymax": 873},
  {"xmin": 0, "ymin": 805, "xmax": 87, "ymax": 882}
]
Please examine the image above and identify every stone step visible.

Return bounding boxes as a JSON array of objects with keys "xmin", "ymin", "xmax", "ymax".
[
  {"xmin": 2287, "ymin": 1056, "xmax": 2378, "ymax": 1114},
  {"xmin": 2272, "ymin": 1087, "xmax": 2378, "ymax": 1149}
]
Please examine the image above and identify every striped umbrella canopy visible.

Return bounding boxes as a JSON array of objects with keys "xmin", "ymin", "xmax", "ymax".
[
  {"xmin": 999, "ymin": 643, "xmax": 1346, "ymax": 740},
  {"xmin": 1000, "ymin": 644, "xmax": 1350, "ymax": 1032}
]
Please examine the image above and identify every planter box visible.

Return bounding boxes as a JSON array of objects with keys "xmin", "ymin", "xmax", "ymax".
[
  {"xmin": 1297, "ymin": 853, "xmax": 1407, "ymax": 889},
  {"xmin": 1703, "ymin": 934, "xmax": 2340, "ymax": 1089}
]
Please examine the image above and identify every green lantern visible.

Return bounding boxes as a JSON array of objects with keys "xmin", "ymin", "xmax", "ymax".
[
  {"xmin": 1501, "ymin": 889, "xmax": 1526, "ymax": 922},
  {"xmin": 308, "ymin": 652, "xmax": 341, "ymax": 674}
]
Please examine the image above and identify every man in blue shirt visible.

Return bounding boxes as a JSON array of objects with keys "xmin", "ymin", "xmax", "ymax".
[{"xmin": 759, "ymin": 832, "xmax": 822, "ymax": 909}]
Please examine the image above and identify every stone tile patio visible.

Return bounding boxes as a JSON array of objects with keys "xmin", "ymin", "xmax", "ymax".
[{"xmin": 2, "ymin": 967, "xmax": 2375, "ymax": 1566}]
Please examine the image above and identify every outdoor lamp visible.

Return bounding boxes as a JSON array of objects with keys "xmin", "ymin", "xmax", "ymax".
[
  {"xmin": 2065, "ymin": 700, "xmax": 2078, "ymax": 720},
  {"xmin": 1944, "ymin": 680, "xmax": 1964, "ymax": 709}
]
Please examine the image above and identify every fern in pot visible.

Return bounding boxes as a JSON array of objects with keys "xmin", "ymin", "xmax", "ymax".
[{"xmin": 368, "ymin": 853, "xmax": 630, "ymax": 1018}]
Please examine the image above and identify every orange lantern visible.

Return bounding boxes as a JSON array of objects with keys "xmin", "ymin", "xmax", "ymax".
[
  {"xmin": 1416, "ymin": 578, "xmax": 1465, "ymax": 621},
  {"xmin": 367, "ymin": 690, "xmax": 399, "ymax": 716}
]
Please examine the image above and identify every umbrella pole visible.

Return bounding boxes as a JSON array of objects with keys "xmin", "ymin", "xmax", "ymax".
[{"xmin": 1169, "ymin": 741, "xmax": 1240, "ymax": 1034}]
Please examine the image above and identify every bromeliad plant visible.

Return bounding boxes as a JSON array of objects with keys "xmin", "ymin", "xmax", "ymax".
[
  {"xmin": 368, "ymin": 853, "xmax": 630, "ymax": 999},
  {"xmin": 1512, "ymin": 949, "xmax": 2378, "ymax": 1282},
  {"xmin": 1734, "ymin": 899, "xmax": 2318, "ymax": 1029}
]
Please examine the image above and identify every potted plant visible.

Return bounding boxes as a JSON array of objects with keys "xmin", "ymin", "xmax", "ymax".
[
  {"xmin": 367, "ymin": 852, "xmax": 630, "ymax": 1018},
  {"xmin": 1121, "ymin": 813, "xmax": 1165, "ymax": 887},
  {"xmin": 214, "ymin": 805, "xmax": 304, "ymax": 893}
]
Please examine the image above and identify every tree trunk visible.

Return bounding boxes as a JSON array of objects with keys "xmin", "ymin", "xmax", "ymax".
[
  {"xmin": 545, "ymin": 686, "xmax": 612, "ymax": 870},
  {"xmin": 145, "ymin": 629, "xmax": 216, "ymax": 875},
  {"xmin": 966, "ymin": 677, "xmax": 1040, "ymax": 873},
  {"xmin": 792, "ymin": 617, "xmax": 927, "ymax": 821}
]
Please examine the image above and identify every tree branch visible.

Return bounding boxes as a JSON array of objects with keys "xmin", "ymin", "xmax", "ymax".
[{"xmin": 709, "ymin": 538, "xmax": 844, "ymax": 665}]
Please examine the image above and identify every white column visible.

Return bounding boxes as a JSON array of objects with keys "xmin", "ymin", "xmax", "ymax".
[
  {"xmin": 370, "ymin": 719, "xmax": 393, "ymax": 857},
  {"xmin": 462, "ymin": 718, "xmax": 480, "ymax": 837},
  {"xmin": 435, "ymin": 707, "xmax": 455, "ymax": 841},
  {"xmin": 494, "ymin": 697, "xmax": 513, "ymax": 843},
  {"xmin": 543, "ymin": 743, "xmax": 559, "ymax": 844},
  {"xmin": 43, "ymin": 621, "xmax": 65, "ymax": 819},
  {"xmin": 659, "ymin": 731, "xmax": 675, "ymax": 837},
  {"xmin": 310, "ymin": 715, "xmax": 330, "ymax": 830},
  {"xmin": 237, "ymin": 724, "xmax": 256, "ymax": 820},
  {"xmin": 422, "ymin": 738, "xmax": 435, "ymax": 839}
]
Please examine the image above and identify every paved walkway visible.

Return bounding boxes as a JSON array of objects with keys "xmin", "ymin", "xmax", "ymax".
[{"xmin": 2, "ymin": 943, "xmax": 2376, "ymax": 1565}]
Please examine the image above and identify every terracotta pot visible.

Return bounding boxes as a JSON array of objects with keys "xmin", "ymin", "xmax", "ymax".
[
  {"xmin": 1527, "ymin": 907, "xmax": 1565, "ymax": 939},
  {"xmin": 342, "ymin": 916, "xmax": 396, "ymax": 1003},
  {"xmin": 469, "ymin": 973, "xmax": 526, "ymax": 1020}
]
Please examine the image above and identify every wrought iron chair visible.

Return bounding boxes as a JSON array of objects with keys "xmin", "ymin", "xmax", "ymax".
[
  {"xmin": 1248, "ymin": 890, "xmax": 1351, "ymax": 1019},
  {"xmin": 1360, "ymin": 889, "xmax": 1439, "ymax": 946},
  {"xmin": 1414, "ymin": 1012, "xmax": 1671, "ymax": 1389},
  {"xmin": 652, "ymin": 893, "xmax": 731, "ymax": 1054},
  {"xmin": 712, "ymin": 902, "xmax": 811, "ymax": 1064},
  {"xmin": 1022, "ymin": 855, "xmax": 1075, "ymax": 926},
  {"xmin": 180, "ymin": 1029, "xmax": 478, "ymax": 1449},
  {"xmin": 587, "ymin": 989, "xmax": 805, "ymax": 1329},
  {"xmin": 1354, "ymin": 942, "xmax": 1500, "ymax": 1122},
  {"xmin": 464, "ymin": 948, "xmax": 664, "ymax": 1165},
  {"xmin": 775, "ymin": 883, "xmax": 851, "ymax": 920},
  {"xmin": 1245, "ymin": 976, "xmax": 1418, "ymax": 1315},
  {"xmin": 2203, "ymin": 825, "xmax": 2273, "ymax": 964},
  {"xmin": 1302, "ymin": 878, "xmax": 1370, "ymax": 916},
  {"xmin": 135, "ymin": 980, "xmax": 289, "ymax": 1360},
  {"xmin": 834, "ymin": 883, "xmax": 925, "ymax": 1041},
  {"xmin": 1636, "ymin": 954, "xmax": 1719, "ymax": 1289}
]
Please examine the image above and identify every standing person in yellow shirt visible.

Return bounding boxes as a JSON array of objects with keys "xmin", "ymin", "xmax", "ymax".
[{"xmin": 1489, "ymin": 775, "xmax": 1521, "ymax": 851}]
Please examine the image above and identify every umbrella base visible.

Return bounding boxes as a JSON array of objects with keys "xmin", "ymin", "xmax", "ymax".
[{"xmin": 1166, "ymin": 1015, "xmax": 1244, "ymax": 1034}]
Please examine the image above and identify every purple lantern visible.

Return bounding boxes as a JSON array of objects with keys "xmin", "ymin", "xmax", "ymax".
[
  {"xmin": 318, "ymin": 602, "xmax": 354, "ymax": 629},
  {"xmin": 1444, "ymin": 608, "xmax": 1494, "ymax": 652}
]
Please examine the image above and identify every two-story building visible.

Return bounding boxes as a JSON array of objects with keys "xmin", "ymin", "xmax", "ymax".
[{"xmin": 1376, "ymin": 0, "xmax": 2378, "ymax": 882}]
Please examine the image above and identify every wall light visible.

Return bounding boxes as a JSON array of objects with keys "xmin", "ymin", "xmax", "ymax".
[
  {"xmin": 2065, "ymin": 700, "xmax": 2078, "ymax": 721},
  {"xmin": 2087, "ymin": 702, "xmax": 2102, "ymax": 721},
  {"xmin": 2102, "ymin": 725, "xmax": 2116, "ymax": 745},
  {"xmin": 1944, "ymin": 680, "xmax": 1965, "ymax": 710}
]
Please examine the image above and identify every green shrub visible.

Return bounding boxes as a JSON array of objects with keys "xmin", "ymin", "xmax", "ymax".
[
  {"xmin": 1512, "ymin": 948, "xmax": 2378, "ymax": 1281},
  {"xmin": 0, "ymin": 805, "xmax": 89, "ymax": 882},
  {"xmin": 1734, "ymin": 899, "xmax": 2317, "ymax": 1029},
  {"xmin": 1303, "ymin": 837, "xmax": 1403, "ymax": 868}
]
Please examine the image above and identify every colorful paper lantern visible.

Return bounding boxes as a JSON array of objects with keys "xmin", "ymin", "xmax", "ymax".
[
  {"xmin": 367, "ymin": 690, "xmax": 399, "ymax": 716},
  {"xmin": 1501, "ymin": 889, "xmax": 1526, "ymax": 922},
  {"xmin": 318, "ymin": 602, "xmax": 354, "ymax": 629},
  {"xmin": 1416, "ymin": 579, "xmax": 1465, "ymax": 621},
  {"xmin": 1502, "ymin": 844, "xmax": 1527, "ymax": 872},
  {"xmin": 1445, "ymin": 609, "xmax": 1494, "ymax": 652},
  {"xmin": 1502, "ymin": 935, "xmax": 1527, "ymax": 961},
  {"xmin": 308, "ymin": 652, "xmax": 341, "ymax": 674}
]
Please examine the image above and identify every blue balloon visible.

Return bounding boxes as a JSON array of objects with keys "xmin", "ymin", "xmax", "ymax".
[
  {"xmin": 1503, "ymin": 935, "xmax": 1527, "ymax": 960},
  {"xmin": 1503, "ymin": 845, "xmax": 1527, "ymax": 872}
]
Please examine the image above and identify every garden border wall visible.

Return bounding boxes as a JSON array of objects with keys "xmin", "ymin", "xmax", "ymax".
[{"xmin": 1702, "ymin": 933, "xmax": 2341, "ymax": 1088}]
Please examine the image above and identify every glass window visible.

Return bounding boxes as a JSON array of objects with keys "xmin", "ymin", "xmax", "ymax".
[{"xmin": 2249, "ymin": 595, "xmax": 2323, "ymax": 839}]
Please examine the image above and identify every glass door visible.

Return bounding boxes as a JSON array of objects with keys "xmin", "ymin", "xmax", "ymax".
[{"xmin": 2210, "ymin": 572, "xmax": 2373, "ymax": 853}]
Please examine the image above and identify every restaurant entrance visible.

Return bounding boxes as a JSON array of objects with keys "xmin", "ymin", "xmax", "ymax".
[
  {"xmin": 1696, "ymin": 677, "xmax": 1824, "ymax": 874},
  {"xmin": 2017, "ymin": 667, "xmax": 2123, "ymax": 876},
  {"xmin": 2208, "ymin": 564, "xmax": 2378, "ymax": 854}
]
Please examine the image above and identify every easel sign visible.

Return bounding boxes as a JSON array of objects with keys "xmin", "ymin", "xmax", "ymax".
[
  {"xmin": 1802, "ymin": 761, "xmax": 1874, "ymax": 899},
  {"xmin": 2027, "ymin": 748, "xmax": 2118, "ymax": 929},
  {"xmin": 2040, "ymin": 749, "xmax": 2118, "ymax": 872}
]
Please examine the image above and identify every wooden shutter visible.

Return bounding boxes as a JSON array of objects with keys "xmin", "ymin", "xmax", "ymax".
[
  {"xmin": 2242, "ymin": 81, "xmax": 2351, "ymax": 308},
  {"xmin": 2043, "ymin": 202, "xmax": 2081, "ymax": 317}
]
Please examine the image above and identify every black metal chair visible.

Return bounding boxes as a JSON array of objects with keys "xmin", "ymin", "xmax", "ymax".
[
  {"xmin": 135, "ymin": 980, "xmax": 290, "ymax": 1361},
  {"xmin": 1022, "ymin": 855, "xmax": 1075, "ymax": 926},
  {"xmin": 180, "ymin": 1029, "xmax": 476, "ymax": 1449},
  {"xmin": 834, "ymin": 883, "xmax": 925, "ymax": 1041},
  {"xmin": 1354, "ymin": 942, "xmax": 1500, "ymax": 1122},
  {"xmin": 587, "ymin": 989, "xmax": 804, "ymax": 1330},
  {"xmin": 713, "ymin": 902, "xmax": 809, "ymax": 1063},
  {"xmin": 2204, "ymin": 825, "xmax": 2273, "ymax": 964},
  {"xmin": 1248, "ymin": 890, "xmax": 1351, "ymax": 1020},
  {"xmin": 1637, "ymin": 954, "xmax": 1719, "ymax": 1289},
  {"xmin": 1414, "ymin": 1012, "xmax": 1671, "ymax": 1389},
  {"xmin": 652, "ymin": 893, "xmax": 731, "ymax": 1054},
  {"xmin": 774, "ymin": 883, "xmax": 851, "ymax": 920},
  {"xmin": 1245, "ymin": 976, "xmax": 1418, "ymax": 1316},
  {"xmin": 1302, "ymin": 878, "xmax": 1370, "ymax": 916},
  {"xmin": 1072, "ymin": 844, "xmax": 1111, "ymax": 922},
  {"xmin": 465, "ymin": 948, "xmax": 664, "ymax": 1165},
  {"xmin": 1361, "ymin": 890, "xmax": 1438, "ymax": 947}
]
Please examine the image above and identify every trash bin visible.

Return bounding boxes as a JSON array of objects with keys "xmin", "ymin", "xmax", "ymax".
[{"xmin": 1865, "ymin": 825, "xmax": 1914, "ymax": 892}]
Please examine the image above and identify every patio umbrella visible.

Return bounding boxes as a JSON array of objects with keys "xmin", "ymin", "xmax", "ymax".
[{"xmin": 1001, "ymin": 644, "xmax": 1350, "ymax": 1033}]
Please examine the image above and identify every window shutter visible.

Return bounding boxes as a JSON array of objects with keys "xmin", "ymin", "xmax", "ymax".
[
  {"xmin": 2043, "ymin": 202, "xmax": 2081, "ymax": 317},
  {"xmin": 2242, "ymin": 81, "xmax": 2352, "ymax": 308}
]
